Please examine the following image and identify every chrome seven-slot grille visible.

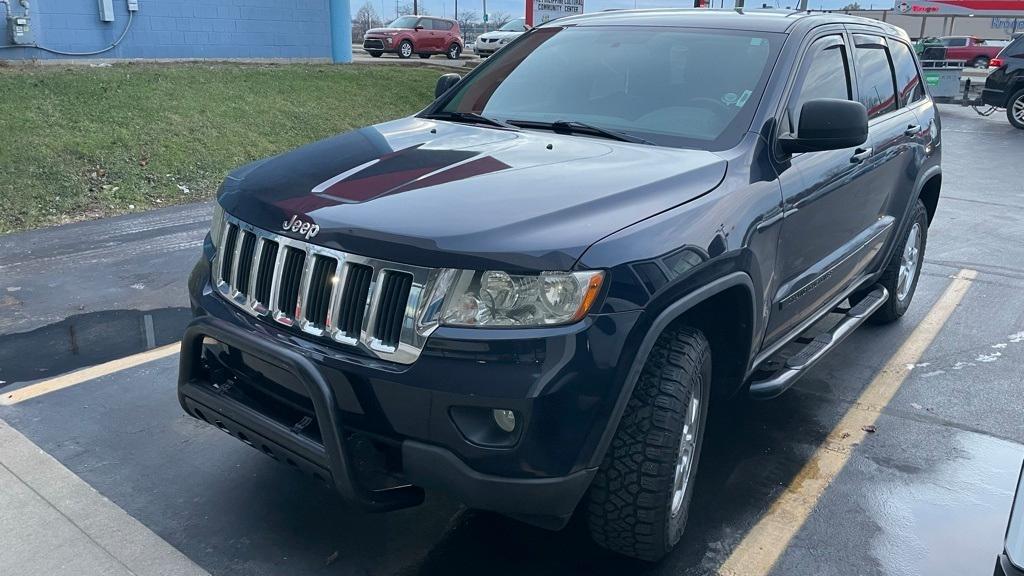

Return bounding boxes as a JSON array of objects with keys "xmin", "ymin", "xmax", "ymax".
[{"xmin": 213, "ymin": 212, "xmax": 434, "ymax": 364}]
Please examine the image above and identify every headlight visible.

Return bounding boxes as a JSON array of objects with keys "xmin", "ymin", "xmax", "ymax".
[
  {"xmin": 499, "ymin": 38, "xmax": 509, "ymax": 44},
  {"xmin": 427, "ymin": 270, "xmax": 603, "ymax": 327},
  {"xmin": 210, "ymin": 203, "xmax": 225, "ymax": 249}
]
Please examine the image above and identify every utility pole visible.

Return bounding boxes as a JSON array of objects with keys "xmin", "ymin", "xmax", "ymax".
[
  {"xmin": 483, "ymin": 0, "xmax": 487, "ymax": 32},
  {"xmin": 413, "ymin": 0, "xmax": 418, "ymax": 14}
]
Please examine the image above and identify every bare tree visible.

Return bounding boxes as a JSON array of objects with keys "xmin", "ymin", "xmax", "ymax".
[
  {"xmin": 352, "ymin": 1, "xmax": 382, "ymax": 36},
  {"xmin": 490, "ymin": 11, "xmax": 512, "ymax": 28},
  {"xmin": 457, "ymin": 10, "xmax": 478, "ymax": 40},
  {"xmin": 397, "ymin": 2, "xmax": 429, "ymax": 15}
]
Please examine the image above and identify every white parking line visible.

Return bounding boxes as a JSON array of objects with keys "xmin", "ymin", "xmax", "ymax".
[{"xmin": 718, "ymin": 269, "xmax": 978, "ymax": 576}]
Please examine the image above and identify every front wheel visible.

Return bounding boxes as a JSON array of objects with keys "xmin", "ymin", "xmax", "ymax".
[
  {"xmin": 587, "ymin": 326, "xmax": 711, "ymax": 561},
  {"xmin": 446, "ymin": 43, "xmax": 461, "ymax": 60},
  {"xmin": 1007, "ymin": 88, "xmax": 1024, "ymax": 130},
  {"xmin": 970, "ymin": 56, "xmax": 990, "ymax": 69},
  {"xmin": 397, "ymin": 40, "xmax": 413, "ymax": 59}
]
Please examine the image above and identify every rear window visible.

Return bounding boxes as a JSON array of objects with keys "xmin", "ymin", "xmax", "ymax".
[
  {"xmin": 852, "ymin": 34, "xmax": 898, "ymax": 119},
  {"xmin": 889, "ymin": 40, "xmax": 925, "ymax": 107},
  {"xmin": 1002, "ymin": 36, "xmax": 1024, "ymax": 57}
]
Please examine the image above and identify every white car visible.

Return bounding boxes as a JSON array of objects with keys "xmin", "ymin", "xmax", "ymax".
[{"xmin": 474, "ymin": 18, "xmax": 529, "ymax": 57}]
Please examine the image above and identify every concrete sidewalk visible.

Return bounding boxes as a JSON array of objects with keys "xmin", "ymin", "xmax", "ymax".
[{"xmin": 0, "ymin": 419, "xmax": 208, "ymax": 576}]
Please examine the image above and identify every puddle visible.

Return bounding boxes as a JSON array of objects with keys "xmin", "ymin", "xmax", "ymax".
[
  {"xmin": 0, "ymin": 308, "xmax": 191, "ymax": 387},
  {"xmin": 868, "ymin": 433, "xmax": 1023, "ymax": 575}
]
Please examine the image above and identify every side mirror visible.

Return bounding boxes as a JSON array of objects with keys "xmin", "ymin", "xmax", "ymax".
[
  {"xmin": 779, "ymin": 98, "xmax": 868, "ymax": 154},
  {"xmin": 435, "ymin": 73, "xmax": 462, "ymax": 98},
  {"xmin": 414, "ymin": 25, "xmax": 424, "ymax": 30}
]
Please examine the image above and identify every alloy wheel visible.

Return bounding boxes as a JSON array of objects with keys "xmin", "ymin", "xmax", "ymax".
[
  {"xmin": 670, "ymin": 387, "xmax": 701, "ymax": 518},
  {"xmin": 897, "ymin": 222, "xmax": 922, "ymax": 302}
]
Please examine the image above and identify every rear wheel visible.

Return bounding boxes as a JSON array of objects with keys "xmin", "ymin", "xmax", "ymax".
[
  {"xmin": 447, "ymin": 43, "xmax": 462, "ymax": 60},
  {"xmin": 587, "ymin": 326, "xmax": 711, "ymax": 561},
  {"xmin": 1008, "ymin": 88, "xmax": 1024, "ymax": 130},
  {"xmin": 866, "ymin": 198, "xmax": 928, "ymax": 324},
  {"xmin": 398, "ymin": 40, "xmax": 413, "ymax": 59},
  {"xmin": 970, "ymin": 56, "xmax": 990, "ymax": 69}
]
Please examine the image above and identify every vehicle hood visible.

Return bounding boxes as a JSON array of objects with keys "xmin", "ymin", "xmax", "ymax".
[
  {"xmin": 364, "ymin": 27, "xmax": 405, "ymax": 35},
  {"xmin": 477, "ymin": 31, "xmax": 522, "ymax": 41},
  {"xmin": 219, "ymin": 117, "xmax": 727, "ymax": 271}
]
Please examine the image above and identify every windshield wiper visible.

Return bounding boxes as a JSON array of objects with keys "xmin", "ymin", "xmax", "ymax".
[
  {"xmin": 507, "ymin": 119, "xmax": 654, "ymax": 145},
  {"xmin": 421, "ymin": 111, "xmax": 517, "ymax": 130}
]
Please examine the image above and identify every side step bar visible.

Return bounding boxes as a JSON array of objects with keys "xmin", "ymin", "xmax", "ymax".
[{"xmin": 748, "ymin": 285, "xmax": 889, "ymax": 400}]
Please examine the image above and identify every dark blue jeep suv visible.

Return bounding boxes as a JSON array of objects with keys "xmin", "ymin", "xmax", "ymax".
[{"xmin": 179, "ymin": 9, "xmax": 941, "ymax": 561}]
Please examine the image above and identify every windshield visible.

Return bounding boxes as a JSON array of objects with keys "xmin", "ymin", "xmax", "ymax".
[
  {"xmin": 388, "ymin": 16, "xmax": 419, "ymax": 28},
  {"xmin": 498, "ymin": 18, "xmax": 527, "ymax": 32},
  {"xmin": 438, "ymin": 26, "xmax": 783, "ymax": 150}
]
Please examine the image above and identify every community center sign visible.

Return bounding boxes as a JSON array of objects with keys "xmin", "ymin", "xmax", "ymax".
[
  {"xmin": 895, "ymin": 0, "xmax": 1024, "ymax": 16},
  {"xmin": 526, "ymin": 0, "xmax": 584, "ymax": 25}
]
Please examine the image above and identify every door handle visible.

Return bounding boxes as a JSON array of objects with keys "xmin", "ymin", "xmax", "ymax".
[
  {"xmin": 905, "ymin": 124, "xmax": 921, "ymax": 136},
  {"xmin": 850, "ymin": 147, "xmax": 873, "ymax": 163}
]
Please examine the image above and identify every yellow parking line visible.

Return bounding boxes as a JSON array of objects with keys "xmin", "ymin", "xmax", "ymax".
[
  {"xmin": 718, "ymin": 269, "xmax": 977, "ymax": 576},
  {"xmin": 0, "ymin": 342, "xmax": 180, "ymax": 406}
]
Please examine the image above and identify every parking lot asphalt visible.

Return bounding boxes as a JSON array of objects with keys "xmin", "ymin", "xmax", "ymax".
[{"xmin": 0, "ymin": 104, "xmax": 1022, "ymax": 576}]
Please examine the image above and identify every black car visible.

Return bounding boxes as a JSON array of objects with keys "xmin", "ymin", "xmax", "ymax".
[
  {"xmin": 996, "ymin": 464, "xmax": 1024, "ymax": 576},
  {"xmin": 982, "ymin": 34, "xmax": 1024, "ymax": 129},
  {"xmin": 178, "ymin": 9, "xmax": 941, "ymax": 561}
]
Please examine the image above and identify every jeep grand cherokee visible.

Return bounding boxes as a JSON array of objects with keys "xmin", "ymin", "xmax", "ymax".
[{"xmin": 179, "ymin": 9, "xmax": 941, "ymax": 561}]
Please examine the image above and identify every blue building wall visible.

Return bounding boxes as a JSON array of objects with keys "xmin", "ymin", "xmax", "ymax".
[{"xmin": 1, "ymin": 0, "xmax": 337, "ymax": 61}]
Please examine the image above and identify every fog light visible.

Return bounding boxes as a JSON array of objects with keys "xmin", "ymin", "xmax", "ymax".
[{"xmin": 493, "ymin": 409, "xmax": 516, "ymax": 433}]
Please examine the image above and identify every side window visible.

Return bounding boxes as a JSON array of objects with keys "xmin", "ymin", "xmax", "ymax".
[
  {"xmin": 946, "ymin": 37, "xmax": 967, "ymax": 47},
  {"xmin": 1008, "ymin": 37, "xmax": 1024, "ymax": 57},
  {"xmin": 889, "ymin": 39, "xmax": 925, "ymax": 106},
  {"xmin": 852, "ymin": 34, "xmax": 898, "ymax": 119},
  {"xmin": 433, "ymin": 19, "xmax": 452, "ymax": 31},
  {"xmin": 784, "ymin": 35, "xmax": 852, "ymax": 135}
]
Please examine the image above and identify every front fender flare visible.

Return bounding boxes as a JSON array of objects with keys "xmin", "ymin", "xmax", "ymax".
[{"xmin": 586, "ymin": 271, "xmax": 756, "ymax": 469}]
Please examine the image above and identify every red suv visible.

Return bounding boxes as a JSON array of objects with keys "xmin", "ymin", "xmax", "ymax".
[{"xmin": 363, "ymin": 16, "xmax": 464, "ymax": 60}]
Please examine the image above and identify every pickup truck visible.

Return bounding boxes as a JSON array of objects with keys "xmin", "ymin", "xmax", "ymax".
[
  {"xmin": 918, "ymin": 35, "xmax": 1002, "ymax": 68},
  {"xmin": 178, "ymin": 9, "xmax": 942, "ymax": 561}
]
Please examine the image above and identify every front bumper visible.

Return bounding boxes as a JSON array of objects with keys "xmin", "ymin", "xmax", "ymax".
[
  {"xmin": 362, "ymin": 38, "xmax": 393, "ymax": 52},
  {"xmin": 180, "ymin": 243, "xmax": 639, "ymax": 522}
]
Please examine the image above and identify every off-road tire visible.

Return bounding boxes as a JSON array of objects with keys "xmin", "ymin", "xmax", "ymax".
[
  {"xmin": 1007, "ymin": 88, "xmax": 1024, "ymax": 130},
  {"xmin": 867, "ymin": 198, "xmax": 929, "ymax": 324},
  {"xmin": 587, "ymin": 326, "xmax": 711, "ymax": 562}
]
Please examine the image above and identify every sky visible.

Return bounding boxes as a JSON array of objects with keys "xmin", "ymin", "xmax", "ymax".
[{"xmin": 365, "ymin": 0, "xmax": 893, "ymax": 22}]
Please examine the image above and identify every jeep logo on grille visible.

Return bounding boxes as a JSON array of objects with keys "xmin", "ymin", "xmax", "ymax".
[{"xmin": 282, "ymin": 215, "xmax": 320, "ymax": 240}]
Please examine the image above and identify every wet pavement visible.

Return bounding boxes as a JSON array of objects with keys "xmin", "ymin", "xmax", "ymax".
[{"xmin": 0, "ymin": 104, "xmax": 1022, "ymax": 575}]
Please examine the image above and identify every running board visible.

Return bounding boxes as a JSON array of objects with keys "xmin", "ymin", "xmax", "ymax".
[{"xmin": 748, "ymin": 285, "xmax": 889, "ymax": 400}]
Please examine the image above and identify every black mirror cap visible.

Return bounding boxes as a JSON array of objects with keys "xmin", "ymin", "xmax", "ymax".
[
  {"xmin": 780, "ymin": 98, "xmax": 869, "ymax": 154},
  {"xmin": 435, "ymin": 73, "xmax": 462, "ymax": 98}
]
